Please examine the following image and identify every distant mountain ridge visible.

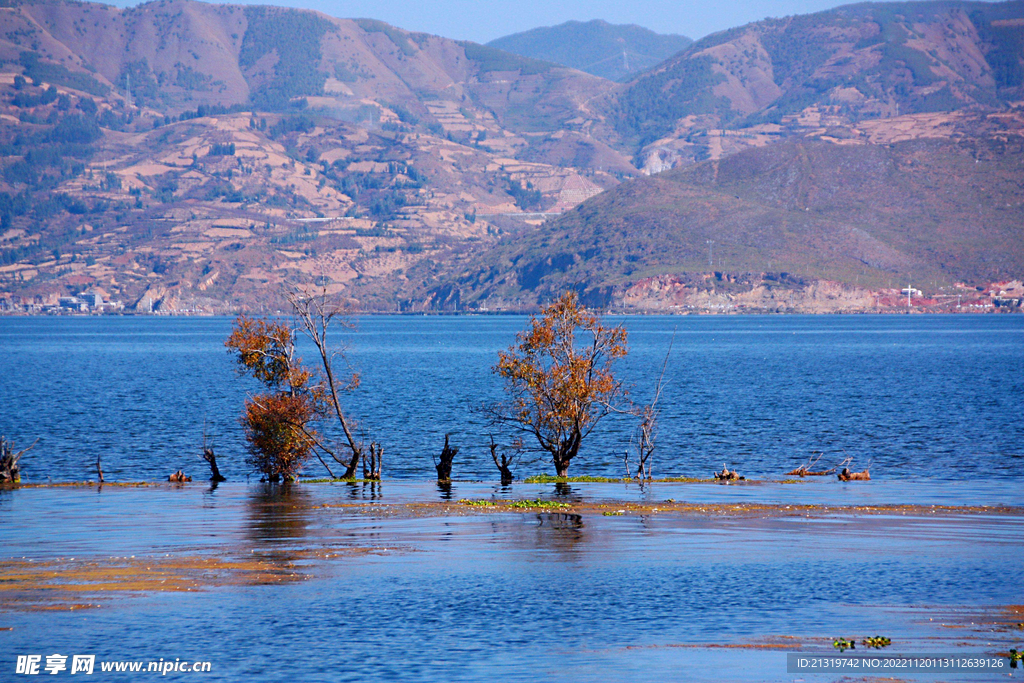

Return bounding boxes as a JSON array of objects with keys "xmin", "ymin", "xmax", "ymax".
[
  {"xmin": 616, "ymin": 0, "xmax": 1024, "ymax": 169},
  {"xmin": 0, "ymin": 0, "xmax": 1021, "ymax": 314},
  {"xmin": 487, "ymin": 20, "xmax": 692, "ymax": 82}
]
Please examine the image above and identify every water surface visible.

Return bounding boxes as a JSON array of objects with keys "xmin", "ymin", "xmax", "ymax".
[{"xmin": 1, "ymin": 315, "xmax": 1021, "ymax": 483}]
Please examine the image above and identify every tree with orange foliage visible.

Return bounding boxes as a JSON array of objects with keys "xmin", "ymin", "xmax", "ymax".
[
  {"xmin": 492, "ymin": 291, "xmax": 628, "ymax": 477},
  {"xmin": 226, "ymin": 286, "xmax": 366, "ymax": 482},
  {"xmin": 226, "ymin": 316, "xmax": 319, "ymax": 482}
]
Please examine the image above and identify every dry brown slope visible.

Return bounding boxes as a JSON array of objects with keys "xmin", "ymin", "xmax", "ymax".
[{"xmin": 615, "ymin": 0, "xmax": 1024, "ymax": 169}]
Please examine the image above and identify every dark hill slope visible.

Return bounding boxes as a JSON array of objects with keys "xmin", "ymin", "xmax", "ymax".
[
  {"xmin": 434, "ymin": 128, "xmax": 1024, "ymax": 308},
  {"xmin": 488, "ymin": 20, "xmax": 691, "ymax": 82}
]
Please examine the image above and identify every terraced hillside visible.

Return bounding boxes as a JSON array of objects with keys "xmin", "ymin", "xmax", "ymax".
[{"xmin": 0, "ymin": 0, "xmax": 1021, "ymax": 312}]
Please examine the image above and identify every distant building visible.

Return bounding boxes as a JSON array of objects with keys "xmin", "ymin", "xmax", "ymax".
[
  {"xmin": 59, "ymin": 296, "xmax": 87, "ymax": 312},
  {"xmin": 81, "ymin": 291, "xmax": 104, "ymax": 308}
]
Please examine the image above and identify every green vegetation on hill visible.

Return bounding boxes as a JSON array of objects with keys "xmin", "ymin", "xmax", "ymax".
[
  {"xmin": 18, "ymin": 52, "xmax": 108, "ymax": 97},
  {"xmin": 487, "ymin": 20, "xmax": 691, "ymax": 82},
  {"xmin": 355, "ymin": 18, "xmax": 417, "ymax": 56},
  {"xmin": 437, "ymin": 136, "xmax": 1024, "ymax": 306},
  {"xmin": 971, "ymin": 8, "xmax": 1024, "ymax": 89},
  {"xmin": 459, "ymin": 41, "xmax": 554, "ymax": 75},
  {"xmin": 615, "ymin": 56, "xmax": 729, "ymax": 144},
  {"xmin": 240, "ymin": 7, "xmax": 335, "ymax": 110}
]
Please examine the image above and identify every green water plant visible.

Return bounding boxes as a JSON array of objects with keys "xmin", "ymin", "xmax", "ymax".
[
  {"xmin": 524, "ymin": 474, "xmax": 625, "ymax": 483},
  {"xmin": 1009, "ymin": 648, "xmax": 1021, "ymax": 668},
  {"xmin": 863, "ymin": 636, "xmax": 891, "ymax": 649},
  {"xmin": 832, "ymin": 638, "xmax": 856, "ymax": 652},
  {"xmin": 507, "ymin": 499, "xmax": 570, "ymax": 510}
]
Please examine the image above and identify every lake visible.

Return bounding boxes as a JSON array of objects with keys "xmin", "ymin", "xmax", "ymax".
[
  {"xmin": 1, "ymin": 314, "xmax": 1022, "ymax": 682},
  {"xmin": 1, "ymin": 314, "xmax": 1021, "ymax": 483}
]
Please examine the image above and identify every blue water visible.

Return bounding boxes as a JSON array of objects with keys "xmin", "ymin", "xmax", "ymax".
[
  {"xmin": 3, "ymin": 315, "xmax": 1023, "ymax": 682},
  {"xmin": 1, "ymin": 482, "xmax": 1021, "ymax": 682},
  {"xmin": 1, "ymin": 315, "xmax": 1022, "ymax": 483}
]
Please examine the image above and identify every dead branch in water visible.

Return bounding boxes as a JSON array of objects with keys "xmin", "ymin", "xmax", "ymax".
[
  {"xmin": 0, "ymin": 436, "xmax": 38, "ymax": 484},
  {"xmin": 714, "ymin": 464, "xmax": 744, "ymax": 482},
  {"xmin": 363, "ymin": 442, "xmax": 382, "ymax": 480},
  {"xmin": 200, "ymin": 422, "xmax": 226, "ymax": 482},
  {"xmin": 838, "ymin": 467, "xmax": 871, "ymax": 481},
  {"xmin": 623, "ymin": 330, "xmax": 675, "ymax": 484},
  {"xmin": 286, "ymin": 283, "xmax": 367, "ymax": 479},
  {"xmin": 434, "ymin": 434, "xmax": 458, "ymax": 483},
  {"xmin": 490, "ymin": 436, "xmax": 514, "ymax": 485},
  {"xmin": 837, "ymin": 456, "xmax": 871, "ymax": 481},
  {"xmin": 786, "ymin": 451, "xmax": 837, "ymax": 477},
  {"xmin": 202, "ymin": 447, "xmax": 226, "ymax": 482}
]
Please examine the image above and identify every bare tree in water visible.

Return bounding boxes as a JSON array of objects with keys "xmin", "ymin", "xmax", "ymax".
[{"xmin": 624, "ymin": 331, "xmax": 674, "ymax": 483}]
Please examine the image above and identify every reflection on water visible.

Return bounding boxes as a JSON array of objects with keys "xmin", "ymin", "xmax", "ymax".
[
  {"xmin": 0, "ymin": 482, "xmax": 1021, "ymax": 682},
  {"xmin": 246, "ymin": 483, "xmax": 314, "ymax": 547},
  {"xmin": 343, "ymin": 479, "xmax": 383, "ymax": 501}
]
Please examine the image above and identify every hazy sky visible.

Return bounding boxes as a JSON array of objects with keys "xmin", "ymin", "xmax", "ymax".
[{"xmin": 108, "ymin": 0, "xmax": 941, "ymax": 43}]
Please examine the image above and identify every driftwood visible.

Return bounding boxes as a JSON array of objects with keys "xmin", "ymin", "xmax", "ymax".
[
  {"xmin": 786, "ymin": 452, "xmax": 836, "ymax": 477},
  {"xmin": 838, "ymin": 467, "xmax": 870, "ymax": 481},
  {"xmin": 435, "ymin": 434, "xmax": 458, "ymax": 483},
  {"xmin": 0, "ymin": 436, "xmax": 38, "ymax": 484},
  {"xmin": 168, "ymin": 470, "xmax": 192, "ymax": 483},
  {"xmin": 202, "ymin": 447, "xmax": 226, "ymax": 482},
  {"xmin": 490, "ymin": 438, "xmax": 513, "ymax": 485},
  {"xmin": 786, "ymin": 467, "xmax": 836, "ymax": 476},
  {"xmin": 363, "ymin": 442, "xmax": 382, "ymax": 480},
  {"xmin": 714, "ymin": 465, "xmax": 744, "ymax": 481}
]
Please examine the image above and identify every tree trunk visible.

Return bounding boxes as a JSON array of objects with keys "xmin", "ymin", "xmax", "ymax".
[
  {"xmin": 363, "ymin": 443, "xmax": 382, "ymax": 480},
  {"xmin": 341, "ymin": 450, "xmax": 360, "ymax": 479},
  {"xmin": 490, "ymin": 442, "xmax": 513, "ymax": 485},
  {"xmin": 436, "ymin": 434, "xmax": 458, "ymax": 483},
  {"xmin": 552, "ymin": 432, "xmax": 581, "ymax": 478},
  {"xmin": 202, "ymin": 447, "xmax": 226, "ymax": 482},
  {"xmin": 0, "ymin": 436, "xmax": 36, "ymax": 484}
]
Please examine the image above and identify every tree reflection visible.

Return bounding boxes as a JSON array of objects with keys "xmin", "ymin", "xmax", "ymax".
[{"xmin": 246, "ymin": 482, "xmax": 313, "ymax": 547}]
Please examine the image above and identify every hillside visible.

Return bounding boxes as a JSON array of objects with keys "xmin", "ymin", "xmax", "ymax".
[
  {"xmin": 487, "ymin": 20, "xmax": 692, "ymax": 82},
  {"xmin": 616, "ymin": 0, "xmax": 1024, "ymax": 171},
  {"xmin": 0, "ymin": 0, "xmax": 632, "ymax": 312},
  {"xmin": 424, "ymin": 111, "xmax": 1024, "ymax": 311},
  {"xmin": 0, "ymin": 0, "xmax": 1022, "ymax": 313}
]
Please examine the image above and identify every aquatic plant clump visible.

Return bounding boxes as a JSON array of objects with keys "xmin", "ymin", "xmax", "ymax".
[{"xmin": 832, "ymin": 638, "xmax": 855, "ymax": 652}]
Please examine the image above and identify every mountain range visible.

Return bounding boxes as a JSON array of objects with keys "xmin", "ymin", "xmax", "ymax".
[
  {"xmin": 0, "ymin": 0, "xmax": 1021, "ymax": 313},
  {"xmin": 487, "ymin": 20, "xmax": 692, "ymax": 82}
]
